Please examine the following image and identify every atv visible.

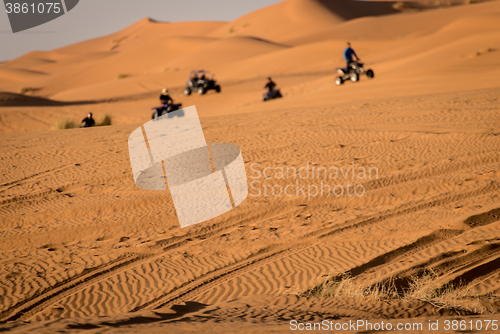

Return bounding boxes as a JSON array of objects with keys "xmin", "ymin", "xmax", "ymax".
[
  {"xmin": 263, "ymin": 89, "xmax": 282, "ymax": 102},
  {"xmin": 184, "ymin": 70, "xmax": 221, "ymax": 95},
  {"xmin": 335, "ymin": 61, "xmax": 374, "ymax": 85},
  {"xmin": 151, "ymin": 103, "xmax": 183, "ymax": 120}
]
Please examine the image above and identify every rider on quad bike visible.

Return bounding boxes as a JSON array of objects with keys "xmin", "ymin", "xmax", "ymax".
[
  {"xmin": 265, "ymin": 77, "xmax": 277, "ymax": 92},
  {"xmin": 151, "ymin": 88, "xmax": 182, "ymax": 119},
  {"xmin": 263, "ymin": 77, "xmax": 282, "ymax": 101},
  {"xmin": 344, "ymin": 42, "xmax": 359, "ymax": 72},
  {"xmin": 335, "ymin": 42, "xmax": 374, "ymax": 85},
  {"xmin": 160, "ymin": 88, "xmax": 173, "ymax": 104}
]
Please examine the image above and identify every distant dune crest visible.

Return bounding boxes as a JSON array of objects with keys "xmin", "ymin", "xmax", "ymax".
[{"xmin": 208, "ymin": 0, "xmax": 396, "ymax": 43}]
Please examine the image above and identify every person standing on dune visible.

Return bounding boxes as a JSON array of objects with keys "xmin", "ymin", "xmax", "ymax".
[
  {"xmin": 81, "ymin": 113, "xmax": 95, "ymax": 128},
  {"xmin": 344, "ymin": 42, "xmax": 359, "ymax": 71}
]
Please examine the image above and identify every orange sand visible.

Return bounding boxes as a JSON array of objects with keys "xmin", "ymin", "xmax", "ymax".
[{"xmin": 1, "ymin": 0, "xmax": 500, "ymax": 332}]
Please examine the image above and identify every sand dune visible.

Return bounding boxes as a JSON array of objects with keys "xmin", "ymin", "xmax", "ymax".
[
  {"xmin": 0, "ymin": 1, "xmax": 498, "ymax": 103},
  {"xmin": 1, "ymin": 86, "xmax": 500, "ymax": 329},
  {"xmin": 163, "ymin": 36, "xmax": 288, "ymax": 71},
  {"xmin": 209, "ymin": 0, "xmax": 396, "ymax": 44},
  {"xmin": 288, "ymin": 1, "xmax": 500, "ymax": 44},
  {"xmin": 1, "ymin": 0, "xmax": 500, "ymax": 332}
]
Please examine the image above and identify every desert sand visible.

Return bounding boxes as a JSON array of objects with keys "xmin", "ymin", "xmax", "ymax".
[{"xmin": 1, "ymin": 0, "xmax": 500, "ymax": 332}]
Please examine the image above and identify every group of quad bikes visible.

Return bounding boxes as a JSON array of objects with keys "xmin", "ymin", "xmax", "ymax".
[
  {"xmin": 152, "ymin": 63, "xmax": 375, "ymax": 119},
  {"xmin": 152, "ymin": 70, "xmax": 220, "ymax": 119}
]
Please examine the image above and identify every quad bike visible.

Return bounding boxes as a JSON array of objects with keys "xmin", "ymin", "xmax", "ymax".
[
  {"xmin": 263, "ymin": 89, "xmax": 282, "ymax": 102},
  {"xmin": 151, "ymin": 103, "xmax": 182, "ymax": 120},
  {"xmin": 184, "ymin": 70, "xmax": 221, "ymax": 95},
  {"xmin": 335, "ymin": 61, "xmax": 374, "ymax": 85}
]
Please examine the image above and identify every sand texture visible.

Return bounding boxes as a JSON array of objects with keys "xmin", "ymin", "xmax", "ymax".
[{"xmin": 1, "ymin": 0, "xmax": 500, "ymax": 332}]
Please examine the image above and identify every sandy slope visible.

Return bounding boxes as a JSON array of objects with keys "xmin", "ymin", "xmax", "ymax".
[
  {"xmin": 1, "ymin": 0, "xmax": 500, "ymax": 332},
  {"xmin": 208, "ymin": 0, "xmax": 396, "ymax": 44},
  {"xmin": 1, "ymin": 86, "xmax": 500, "ymax": 331}
]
